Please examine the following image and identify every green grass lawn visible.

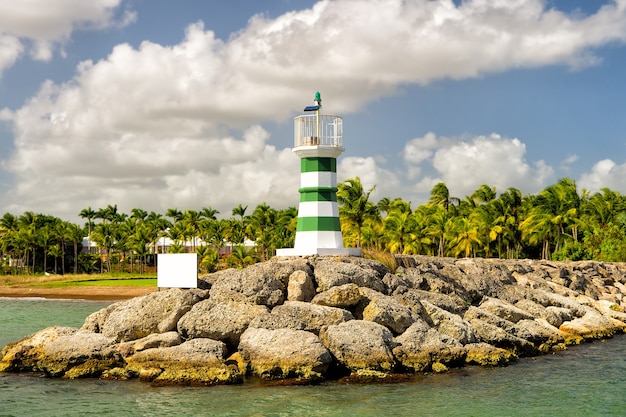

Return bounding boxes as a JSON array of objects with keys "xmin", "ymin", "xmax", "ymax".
[
  {"xmin": 36, "ymin": 278, "xmax": 157, "ymax": 288},
  {"xmin": 1, "ymin": 273, "xmax": 157, "ymax": 288}
]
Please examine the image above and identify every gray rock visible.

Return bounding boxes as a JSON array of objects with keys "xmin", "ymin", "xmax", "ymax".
[
  {"xmin": 560, "ymin": 308, "xmax": 620, "ymax": 339},
  {"xmin": 393, "ymin": 321, "xmax": 466, "ymax": 372},
  {"xmin": 118, "ymin": 331, "xmax": 182, "ymax": 357},
  {"xmin": 464, "ymin": 342, "xmax": 518, "ymax": 366},
  {"xmin": 238, "ymin": 328, "xmax": 332, "ymax": 380},
  {"xmin": 466, "ymin": 318, "xmax": 537, "ymax": 356},
  {"xmin": 0, "ymin": 326, "xmax": 120, "ymax": 378},
  {"xmin": 358, "ymin": 287, "xmax": 419, "ymax": 334},
  {"xmin": 249, "ymin": 301, "xmax": 353, "ymax": 335},
  {"xmin": 209, "ymin": 260, "xmax": 310, "ymax": 307},
  {"xmin": 479, "ymin": 297, "xmax": 534, "ymax": 323},
  {"xmin": 287, "ymin": 270, "xmax": 316, "ymax": 302},
  {"xmin": 84, "ymin": 288, "xmax": 208, "ymax": 342},
  {"xmin": 313, "ymin": 257, "xmax": 386, "ymax": 293},
  {"xmin": 396, "ymin": 288, "xmax": 466, "ymax": 315},
  {"xmin": 422, "ymin": 301, "xmax": 479, "ymax": 345},
  {"xmin": 125, "ymin": 338, "xmax": 241, "ymax": 385},
  {"xmin": 177, "ymin": 299, "xmax": 269, "ymax": 347},
  {"xmin": 311, "ymin": 283, "xmax": 362, "ymax": 308},
  {"xmin": 319, "ymin": 320, "xmax": 397, "ymax": 372}
]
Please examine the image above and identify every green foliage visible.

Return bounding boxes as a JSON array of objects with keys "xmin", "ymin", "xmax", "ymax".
[{"xmin": 4, "ymin": 177, "xmax": 626, "ymax": 275}]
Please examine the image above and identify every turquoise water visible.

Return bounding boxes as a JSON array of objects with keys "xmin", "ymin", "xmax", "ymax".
[{"xmin": 1, "ymin": 298, "xmax": 625, "ymax": 417}]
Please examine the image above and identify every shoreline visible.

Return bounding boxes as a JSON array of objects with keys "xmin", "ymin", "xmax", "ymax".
[{"xmin": 0, "ymin": 286, "xmax": 157, "ymax": 301}]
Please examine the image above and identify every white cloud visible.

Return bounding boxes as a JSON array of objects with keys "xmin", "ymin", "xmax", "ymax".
[
  {"xmin": 0, "ymin": 0, "xmax": 133, "ymax": 71},
  {"xmin": 578, "ymin": 159, "xmax": 626, "ymax": 194},
  {"xmin": 3, "ymin": 0, "xmax": 626, "ymax": 219},
  {"xmin": 402, "ymin": 133, "xmax": 555, "ymax": 199}
]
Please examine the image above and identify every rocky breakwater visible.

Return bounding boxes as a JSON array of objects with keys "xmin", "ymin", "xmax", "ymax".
[{"xmin": 1, "ymin": 255, "xmax": 626, "ymax": 386}]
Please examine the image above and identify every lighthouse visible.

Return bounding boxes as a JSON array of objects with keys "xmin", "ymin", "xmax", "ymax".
[{"xmin": 277, "ymin": 92, "xmax": 362, "ymax": 257}]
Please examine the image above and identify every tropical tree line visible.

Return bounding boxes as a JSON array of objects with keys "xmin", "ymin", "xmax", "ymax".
[
  {"xmin": 0, "ymin": 203, "xmax": 296, "ymax": 275},
  {"xmin": 2, "ymin": 176, "xmax": 626, "ymax": 275},
  {"xmin": 338, "ymin": 177, "xmax": 626, "ymax": 262}
]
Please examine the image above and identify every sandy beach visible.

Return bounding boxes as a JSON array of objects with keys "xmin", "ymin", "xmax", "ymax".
[{"xmin": 0, "ymin": 286, "xmax": 157, "ymax": 301}]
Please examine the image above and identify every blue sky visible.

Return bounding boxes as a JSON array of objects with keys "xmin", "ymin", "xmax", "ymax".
[{"xmin": 2, "ymin": 0, "xmax": 626, "ymax": 222}]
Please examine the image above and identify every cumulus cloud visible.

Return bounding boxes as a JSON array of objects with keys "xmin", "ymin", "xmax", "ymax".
[
  {"xmin": 3, "ymin": 0, "xmax": 626, "ymax": 219},
  {"xmin": 578, "ymin": 159, "xmax": 626, "ymax": 193},
  {"xmin": 402, "ymin": 133, "xmax": 555, "ymax": 199},
  {"xmin": 0, "ymin": 0, "xmax": 133, "ymax": 71}
]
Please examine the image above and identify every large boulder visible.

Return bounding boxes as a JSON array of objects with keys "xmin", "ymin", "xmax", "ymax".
[
  {"xmin": 124, "ymin": 338, "xmax": 241, "ymax": 385},
  {"xmin": 177, "ymin": 299, "xmax": 270, "ymax": 347},
  {"xmin": 319, "ymin": 320, "xmax": 397, "ymax": 372},
  {"xmin": 422, "ymin": 301, "xmax": 479, "ymax": 345},
  {"xmin": 396, "ymin": 288, "xmax": 466, "ymax": 315},
  {"xmin": 238, "ymin": 328, "xmax": 332, "ymax": 381},
  {"xmin": 466, "ymin": 318, "xmax": 537, "ymax": 356},
  {"xmin": 83, "ymin": 288, "xmax": 208, "ymax": 342},
  {"xmin": 311, "ymin": 283, "xmax": 362, "ymax": 308},
  {"xmin": 479, "ymin": 297, "xmax": 535, "ymax": 323},
  {"xmin": 287, "ymin": 270, "xmax": 316, "ymax": 302},
  {"xmin": 208, "ymin": 260, "xmax": 310, "ymax": 307},
  {"xmin": 393, "ymin": 321, "xmax": 466, "ymax": 372},
  {"xmin": 249, "ymin": 301, "xmax": 353, "ymax": 335},
  {"xmin": 464, "ymin": 342, "xmax": 518, "ymax": 366},
  {"xmin": 358, "ymin": 287, "xmax": 419, "ymax": 334},
  {"xmin": 0, "ymin": 326, "xmax": 121, "ymax": 378},
  {"xmin": 559, "ymin": 308, "xmax": 620, "ymax": 339},
  {"xmin": 312, "ymin": 257, "xmax": 387, "ymax": 293},
  {"xmin": 118, "ymin": 331, "xmax": 182, "ymax": 357}
]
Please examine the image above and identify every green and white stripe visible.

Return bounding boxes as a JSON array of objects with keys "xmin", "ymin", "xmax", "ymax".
[{"xmin": 294, "ymin": 156, "xmax": 344, "ymax": 249}]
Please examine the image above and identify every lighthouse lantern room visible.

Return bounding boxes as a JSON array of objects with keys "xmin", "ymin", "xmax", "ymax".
[{"xmin": 276, "ymin": 92, "xmax": 362, "ymax": 257}]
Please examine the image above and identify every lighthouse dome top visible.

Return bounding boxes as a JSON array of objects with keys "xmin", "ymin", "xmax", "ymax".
[{"xmin": 294, "ymin": 92, "xmax": 344, "ymax": 152}]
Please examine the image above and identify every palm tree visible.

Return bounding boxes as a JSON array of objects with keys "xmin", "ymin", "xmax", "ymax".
[
  {"xmin": 447, "ymin": 214, "xmax": 483, "ymax": 258},
  {"xmin": 337, "ymin": 177, "xmax": 378, "ymax": 248},
  {"xmin": 166, "ymin": 208, "xmax": 183, "ymax": 223},
  {"xmin": 91, "ymin": 222, "xmax": 115, "ymax": 272},
  {"xmin": 383, "ymin": 200, "xmax": 414, "ymax": 254},
  {"xmin": 79, "ymin": 207, "xmax": 96, "ymax": 253}
]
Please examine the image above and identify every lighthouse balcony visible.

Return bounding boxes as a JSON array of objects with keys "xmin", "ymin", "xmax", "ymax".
[{"xmin": 294, "ymin": 114, "xmax": 343, "ymax": 148}]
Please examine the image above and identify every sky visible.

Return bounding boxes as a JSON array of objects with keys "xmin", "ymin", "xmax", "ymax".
[{"xmin": 2, "ymin": 0, "xmax": 626, "ymax": 223}]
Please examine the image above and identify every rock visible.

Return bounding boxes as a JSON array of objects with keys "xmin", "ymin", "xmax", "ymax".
[
  {"xmin": 479, "ymin": 297, "xmax": 535, "ymax": 323},
  {"xmin": 0, "ymin": 326, "xmax": 120, "ymax": 378},
  {"xmin": 311, "ymin": 283, "xmax": 362, "ymax": 308},
  {"xmin": 118, "ymin": 331, "xmax": 182, "ymax": 357},
  {"xmin": 287, "ymin": 270, "xmax": 316, "ymax": 302},
  {"xmin": 209, "ymin": 260, "xmax": 309, "ymax": 307},
  {"xmin": 358, "ymin": 287, "xmax": 419, "ymax": 334},
  {"xmin": 319, "ymin": 320, "xmax": 397, "ymax": 372},
  {"xmin": 125, "ymin": 338, "xmax": 241, "ymax": 385},
  {"xmin": 465, "ymin": 343, "xmax": 518, "ymax": 366},
  {"xmin": 393, "ymin": 321, "xmax": 466, "ymax": 372},
  {"xmin": 249, "ymin": 301, "xmax": 353, "ymax": 335},
  {"xmin": 466, "ymin": 318, "xmax": 537, "ymax": 356},
  {"xmin": 463, "ymin": 307, "xmax": 546, "ymax": 346},
  {"xmin": 559, "ymin": 309, "xmax": 619, "ymax": 339},
  {"xmin": 177, "ymin": 299, "xmax": 270, "ymax": 347},
  {"xmin": 84, "ymin": 288, "xmax": 208, "ymax": 342},
  {"xmin": 422, "ymin": 301, "xmax": 479, "ymax": 345},
  {"xmin": 238, "ymin": 328, "xmax": 332, "ymax": 381},
  {"xmin": 396, "ymin": 288, "xmax": 466, "ymax": 315},
  {"xmin": 514, "ymin": 299, "xmax": 572, "ymax": 328},
  {"xmin": 3, "ymin": 254, "xmax": 626, "ymax": 386},
  {"xmin": 313, "ymin": 257, "xmax": 387, "ymax": 293}
]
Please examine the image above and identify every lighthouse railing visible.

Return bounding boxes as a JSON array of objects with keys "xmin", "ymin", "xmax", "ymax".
[{"xmin": 294, "ymin": 114, "xmax": 343, "ymax": 148}]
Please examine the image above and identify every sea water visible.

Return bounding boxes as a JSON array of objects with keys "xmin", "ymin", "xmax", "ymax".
[{"xmin": 0, "ymin": 298, "xmax": 625, "ymax": 417}]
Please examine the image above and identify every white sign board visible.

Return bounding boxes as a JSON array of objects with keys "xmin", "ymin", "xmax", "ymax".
[{"xmin": 157, "ymin": 253, "xmax": 198, "ymax": 288}]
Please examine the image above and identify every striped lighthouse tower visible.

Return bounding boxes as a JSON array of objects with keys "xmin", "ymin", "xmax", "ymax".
[{"xmin": 277, "ymin": 92, "xmax": 362, "ymax": 257}]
